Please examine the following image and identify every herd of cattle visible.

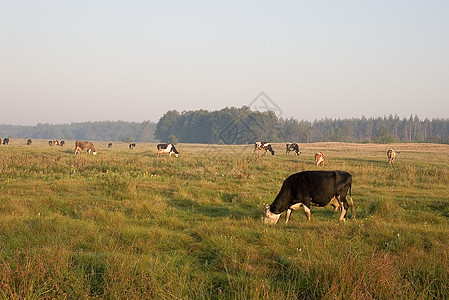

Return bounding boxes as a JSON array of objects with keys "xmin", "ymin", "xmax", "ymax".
[
  {"xmin": 1, "ymin": 138, "xmax": 400, "ymax": 223},
  {"xmin": 0, "ymin": 138, "xmax": 398, "ymax": 166}
]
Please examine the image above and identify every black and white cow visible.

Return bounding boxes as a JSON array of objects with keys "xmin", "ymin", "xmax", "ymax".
[
  {"xmin": 264, "ymin": 170, "xmax": 355, "ymax": 223},
  {"xmin": 108, "ymin": 143, "xmax": 113, "ymax": 148},
  {"xmin": 157, "ymin": 143, "xmax": 179, "ymax": 157},
  {"xmin": 254, "ymin": 142, "xmax": 275, "ymax": 155},
  {"xmin": 59, "ymin": 140, "xmax": 65, "ymax": 147},
  {"xmin": 129, "ymin": 143, "xmax": 136, "ymax": 149},
  {"xmin": 3, "ymin": 138, "xmax": 10, "ymax": 145},
  {"xmin": 26, "ymin": 139, "xmax": 32, "ymax": 145},
  {"xmin": 286, "ymin": 143, "xmax": 301, "ymax": 156}
]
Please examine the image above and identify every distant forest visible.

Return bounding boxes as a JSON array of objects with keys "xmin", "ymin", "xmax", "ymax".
[
  {"xmin": 1, "ymin": 107, "xmax": 449, "ymax": 144},
  {"xmin": 155, "ymin": 107, "xmax": 449, "ymax": 145},
  {"xmin": 0, "ymin": 121, "xmax": 157, "ymax": 143}
]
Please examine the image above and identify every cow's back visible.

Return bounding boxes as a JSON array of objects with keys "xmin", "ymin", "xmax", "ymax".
[
  {"xmin": 157, "ymin": 143, "xmax": 168, "ymax": 150},
  {"xmin": 280, "ymin": 170, "xmax": 351, "ymax": 207}
]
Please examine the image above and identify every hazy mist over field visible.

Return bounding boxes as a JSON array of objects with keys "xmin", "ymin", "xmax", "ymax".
[{"xmin": 2, "ymin": 2, "xmax": 448, "ymax": 125}]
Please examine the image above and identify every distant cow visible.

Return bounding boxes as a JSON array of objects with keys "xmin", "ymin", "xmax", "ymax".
[
  {"xmin": 3, "ymin": 138, "xmax": 10, "ymax": 145},
  {"xmin": 27, "ymin": 139, "xmax": 32, "ymax": 145},
  {"xmin": 129, "ymin": 143, "xmax": 136, "ymax": 149},
  {"xmin": 387, "ymin": 149, "xmax": 396, "ymax": 164},
  {"xmin": 286, "ymin": 143, "xmax": 301, "ymax": 156},
  {"xmin": 108, "ymin": 143, "xmax": 113, "ymax": 148},
  {"xmin": 59, "ymin": 140, "xmax": 65, "ymax": 147},
  {"xmin": 254, "ymin": 142, "xmax": 275, "ymax": 155},
  {"xmin": 157, "ymin": 143, "xmax": 179, "ymax": 157},
  {"xmin": 49, "ymin": 140, "xmax": 54, "ymax": 146},
  {"xmin": 264, "ymin": 170, "xmax": 355, "ymax": 223},
  {"xmin": 315, "ymin": 152, "xmax": 325, "ymax": 166},
  {"xmin": 75, "ymin": 141, "xmax": 97, "ymax": 155}
]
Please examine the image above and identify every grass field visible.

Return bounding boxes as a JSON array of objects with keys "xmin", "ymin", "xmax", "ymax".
[{"xmin": 1, "ymin": 139, "xmax": 449, "ymax": 299}]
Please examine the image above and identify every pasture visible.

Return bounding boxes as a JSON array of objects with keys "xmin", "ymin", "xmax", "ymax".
[{"xmin": 1, "ymin": 140, "xmax": 449, "ymax": 299}]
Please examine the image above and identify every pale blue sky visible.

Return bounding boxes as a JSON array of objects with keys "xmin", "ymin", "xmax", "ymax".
[{"xmin": 1, "ymin": 1, "xmax": 448, "ymax": 125}]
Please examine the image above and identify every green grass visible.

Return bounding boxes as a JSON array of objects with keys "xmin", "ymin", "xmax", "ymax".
[{"xmin": 1, "ymin": 140, "xmax": 449, "ymax": 299}]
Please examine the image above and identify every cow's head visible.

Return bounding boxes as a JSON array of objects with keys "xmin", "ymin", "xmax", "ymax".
[
  {"xmin": 263, "ymin": 204, "xmax": 281, "ymax": 224},
  {"xmin": 172, "ymin": 146, "xmax": 179, "ymax": 157}
]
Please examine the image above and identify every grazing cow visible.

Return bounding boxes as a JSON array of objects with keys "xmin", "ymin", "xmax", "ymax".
[
  {"xmin": 108, "ymin": 143, "xmax": 113, "ymax": 148},
  {"xmin": 387, "ymin": 149, "xmax": 396, "ymax": 164},
  {"xmin": 48, "ymin": 140, "xmax": 54, "ymax": 146},
  {"xmin": 286, "ymin": 143, "xmax": 301, "ymax": 156},
  {"xmin": 3, "ymin": 138, "xmax": 10, "ymax": 145},
  {"xmin": 264, "ymin": 170, "xmax": 355, "ymax": 223},
  {"xmin": 254, "ymin": 142, "xmax": 275, "ymax": 155},
  {"xmin": 75, "ymin": 141, "xmax": 97, "ymax": 155},
  {"xmin": 315, "ymin": 152, "xmax": 325, "ymax": 166},
  {"xmin": 157, "ymin": 143, "xmax": 179, "ymax": 157},
  {"xmin": 129, "ymin": 143, "xmax": 136, "ymax": 149},
  {"xmin": 27, "ymin": 139, "xmax": 32, "ymax": 145},
  {"xmin": 59, "ymin": 140, "xmax": 65, "ymax": 147}
]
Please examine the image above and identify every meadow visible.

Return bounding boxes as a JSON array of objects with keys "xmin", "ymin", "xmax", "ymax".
[{"xmin": 0, "ymin": 139, "xmax": 448, "ymax": 299}]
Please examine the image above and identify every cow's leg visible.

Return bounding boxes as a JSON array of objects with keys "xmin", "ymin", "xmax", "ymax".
[
  {"xmin": 339, "ymin": 206, "xmax": 347, "ymax": 222},
  {"xmin": 285, "ymin": 203, "xmax": 303, "ymax": 223},
  {"xmin": 348, "ymin": 196, "xmax": 355, "ymax": 219},
  {"xmin": 330, "ymin": 196, "xmax": 340, "ymax": 212},
  {"xmin": 303, "ymin": 205, "xmax": 311, "ymax": 220},
  {"xmin": 338, "ymin": 197, "xmax": 350, "ymax": 222},
  {"xmin": 285, "ymin": 209, "xmax": 292, "ymax": 223}
]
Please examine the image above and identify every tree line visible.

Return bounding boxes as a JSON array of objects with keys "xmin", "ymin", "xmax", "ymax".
[
  {"xmin": 2, "ymin": 108, "xmax": 448, "ymax": 144},
  {"xmin": 155, "ymin": 107, "xmax": 449, "ymax": 144},
  {"xmin": 0, "ymin": 121, "xmax": 157, "ymax": 143}
]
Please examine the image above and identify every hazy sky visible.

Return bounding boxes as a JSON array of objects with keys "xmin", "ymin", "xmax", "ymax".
[{"xmin": 2, "ymin": 1, "xmax": 448, "ymax": 125}]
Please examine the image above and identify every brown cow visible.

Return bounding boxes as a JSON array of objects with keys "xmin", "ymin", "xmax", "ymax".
[
  {"xmin": 315, "ymin": 152, "xmax": 325, "ymax": 166},
  {"xmin": 387, "ymin": 149, "xmax": 396, "ymax": 164},
  {"xmin": 75, "ymin": 141, "xmax": 97, "ymax": 155}
]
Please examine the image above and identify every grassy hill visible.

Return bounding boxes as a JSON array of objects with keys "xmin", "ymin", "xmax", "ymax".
[{"xmin": 1, "ymin": 140, "xmax": 448, "ymax": 299}]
